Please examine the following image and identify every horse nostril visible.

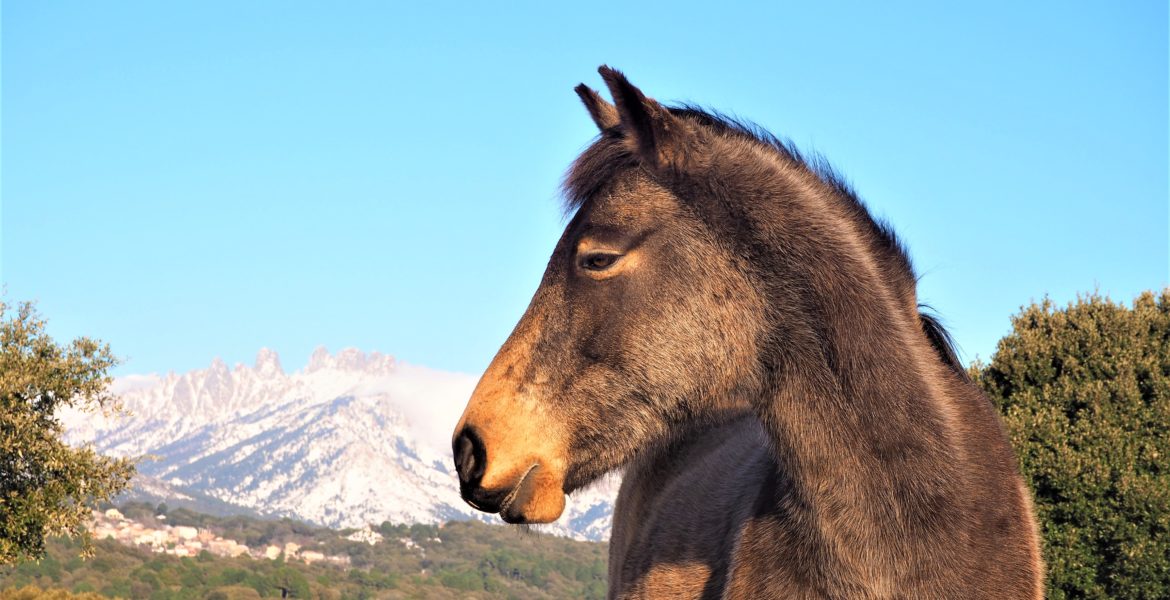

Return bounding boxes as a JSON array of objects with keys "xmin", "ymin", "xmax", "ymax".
[
  {"xmin": 454, "ymin": 434, "xmax": 475, "ymax": 481},
  {"xmin": 453, "ymin": 428, "xmax": 486, "ymax": 488}
]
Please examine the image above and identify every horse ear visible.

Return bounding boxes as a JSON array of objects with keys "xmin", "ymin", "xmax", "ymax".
[
  {"xmin": 598, "ymin": 66, "xmax": 688, "ymax": 169},
  {"xmin": 575, "ymin": 84, "xmax": 619, "ymax": 131}
]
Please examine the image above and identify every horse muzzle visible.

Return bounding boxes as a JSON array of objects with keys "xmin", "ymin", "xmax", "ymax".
[{"xmin": 452, "ymin": 425, "xmax": 566, "ymax": 524}]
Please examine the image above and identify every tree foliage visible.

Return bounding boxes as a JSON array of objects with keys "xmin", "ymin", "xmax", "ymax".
[
  {"xmin": 974, "ymin": 290, "xmax": 1170, "ymax": 599},
  {"xmin": 0, "ymin": 301, "xmax": 134, "ymax": 565}
]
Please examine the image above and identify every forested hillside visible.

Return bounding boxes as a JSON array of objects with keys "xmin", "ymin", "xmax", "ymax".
[{"xmin": 0, "ymin": 504, "xmax": 606, "ymax": 599}]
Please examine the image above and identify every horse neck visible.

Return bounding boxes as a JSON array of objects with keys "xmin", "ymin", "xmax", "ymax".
[{"xmin": 740, "ymin": 174, "xmax": 964, "ymax": 530}]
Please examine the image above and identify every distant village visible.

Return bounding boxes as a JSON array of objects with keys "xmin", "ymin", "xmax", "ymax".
[{"xmin": 89, "ymin": 508, "xmax": 387, "ymax": 566}]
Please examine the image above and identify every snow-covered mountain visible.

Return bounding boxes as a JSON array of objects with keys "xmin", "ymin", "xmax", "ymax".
[{"xmin": 61, "ymin": 348, "xmax": 617, "ymax": 541}]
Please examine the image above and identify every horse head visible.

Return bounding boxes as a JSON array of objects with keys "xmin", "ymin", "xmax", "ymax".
[{"xmin": 451, "ymin": 67, "xmax": 766, "ymax": 524}]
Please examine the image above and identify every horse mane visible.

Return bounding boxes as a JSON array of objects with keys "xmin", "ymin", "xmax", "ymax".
[
  {"xmin": 919, "ymin": 308, "xmax": 968, "ymax": 379},
  {"xmin": 563, "ymin": 105, "xmax": 968, "ymax": 377}
]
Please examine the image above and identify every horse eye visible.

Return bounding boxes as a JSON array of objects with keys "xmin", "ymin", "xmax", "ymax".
[{"xmin": 581, "ymin": 253, "xmax": 619, "ymax": 271}]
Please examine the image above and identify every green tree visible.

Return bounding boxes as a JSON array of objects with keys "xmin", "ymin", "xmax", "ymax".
[
  {"xmin": 270, "ymin": 566, "xmax": 310, "ymax": 598},
  {"xmin": 0, "ymin": 301, "xmax": 134, "ymax": 564},
  {"xmin": 974, "ymin": 290, "xmax": 1170, "ymax": 599}
]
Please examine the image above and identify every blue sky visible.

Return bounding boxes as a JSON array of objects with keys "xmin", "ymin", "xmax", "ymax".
[{"xmin": 3, "ymin": 1, "xmax": 1167, "ymax": 377}]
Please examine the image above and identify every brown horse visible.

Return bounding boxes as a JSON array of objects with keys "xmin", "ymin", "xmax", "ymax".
[{"xmin": 452, "ymin": 67, "xmax": 1043, "ymax": 599}]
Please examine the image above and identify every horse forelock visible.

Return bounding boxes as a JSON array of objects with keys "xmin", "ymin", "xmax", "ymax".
[{"xmin": 561, "ymin": 130, "xmax": 635, "ymax": 215}]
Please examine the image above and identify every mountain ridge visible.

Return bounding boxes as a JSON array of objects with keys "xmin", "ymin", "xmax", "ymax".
[{"xmin": 62, "ymin": 347, "xmax": 617, "ymax": 541}]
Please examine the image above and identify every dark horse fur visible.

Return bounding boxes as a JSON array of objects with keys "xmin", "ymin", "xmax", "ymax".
[{"xmin": 452, "ymin": 67, "xmax": 1043, "ymax": 599}]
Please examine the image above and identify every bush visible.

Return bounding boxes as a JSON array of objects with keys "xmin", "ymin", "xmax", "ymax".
[{"xmin": 974, "ymin": 290, "xmax": 1170, "ymax": 599}]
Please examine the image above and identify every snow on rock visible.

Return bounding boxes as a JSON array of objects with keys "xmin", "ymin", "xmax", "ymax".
[{"xmin": 61, "ymin": 347, "xmax": 619, "ymax": 541}]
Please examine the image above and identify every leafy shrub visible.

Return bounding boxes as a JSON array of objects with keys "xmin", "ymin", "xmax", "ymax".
[{"xmin": 974, "ymin": 290, "xmax": 1170, "ymax": 599}]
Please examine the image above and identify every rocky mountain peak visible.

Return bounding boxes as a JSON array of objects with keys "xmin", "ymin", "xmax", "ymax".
[{"xmin": 254, "ymin": 347, "xmax": 284, "ymax": 377}]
